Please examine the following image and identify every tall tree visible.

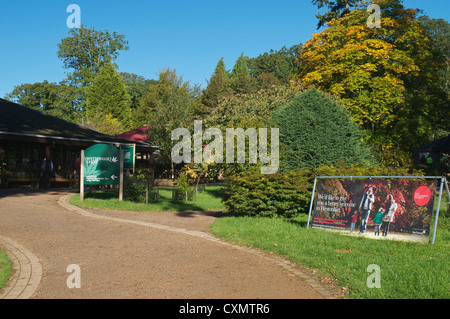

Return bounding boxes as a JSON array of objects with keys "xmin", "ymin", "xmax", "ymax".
[
  {"xmin": 209, "ymin": 85, "xmax": 304, "ymax": 128},
  {"xmin": 120, "ymin": 72, "xmax": 157, "ymax": 111},
  {"xmin": 135, "ymin": 68, "xmax": 200, "ymax": 172},
  {"xmin": 418, "ymin": 16, "xmax": 450, "ymax": 99},
  {"xmin": 312, "ymin": 0, "xmax": 360, "ymax": 29},
  {"xmin": 85, "ymin": 63, "xmax": 132, "ymax": 134},
  {"xmin": 229, "ymin": 53, "xmax": 257, "ymax": 94},
  {"xmin": 57, "ymin": 26, "xmax": 129, "ymax": 87},
  {"xmin": 201, "ymin": 58, "xmax": 231, "ymax": 112},
  {"xmin": 296, "ymin": 0, "xmax": 448, "ymax": 166},
  {"xmin": 5, "ymin": 81, "xmax": 82, "ymax": 123},
  {"xmin": 248, "ymin": 44, "xmax": 303, "ymax": 85}
]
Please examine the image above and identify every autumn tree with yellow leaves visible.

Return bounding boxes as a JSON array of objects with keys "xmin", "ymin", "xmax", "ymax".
[{"xmin": 296, "ymin": 0, "xmax": 449, "ymax": 167}]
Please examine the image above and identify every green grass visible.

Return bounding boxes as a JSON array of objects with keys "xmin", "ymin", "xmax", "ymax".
[
  {"xmin": 0, "ymin": 249, "xmax": 12, "ymax": 291},
  {"xmin": 210, "ymin": 213, "xmax": 449, "ymax": 299},
  {"xmin": 69, "ymin": 186, "xmax": 226, "ymax": 212}
]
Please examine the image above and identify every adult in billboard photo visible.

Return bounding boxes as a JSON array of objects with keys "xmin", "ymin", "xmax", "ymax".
[
  {"xmin": 359, "ymin": 187, "xmax": 375, "ymax": 234},
  {"xmin": 381, "ymin": 194, "xmax": 398, "ymax": 237}
]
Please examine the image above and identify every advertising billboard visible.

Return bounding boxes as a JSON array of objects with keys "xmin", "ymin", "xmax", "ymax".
[{"xmin": 310, "ymin": 177, "xmax": 438, "ymax": 242}]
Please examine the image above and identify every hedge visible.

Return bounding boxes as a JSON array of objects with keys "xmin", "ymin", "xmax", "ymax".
[{"xmin": 222, "ymin": 164, "xmax": 422, "ymax": 218}]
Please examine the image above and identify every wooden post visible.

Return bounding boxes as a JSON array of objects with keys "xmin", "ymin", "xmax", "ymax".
[
  {"xmin": 145, "ymin": 180, "xmax": 149, "ymax": 204},
  {"xmin": 150, "ymin": 152, "xmax": 155, "ymax": 189},
  {"xmin": 119, "ymin": 149, "xmax": 124, "ymax": 201},
  {"xmin": 44, "ymin": 144, "xmax": 51, "ymax": 189},
  {"xmin": 80, "ymin": 150, "xmax": 84, "ymax": 202}
]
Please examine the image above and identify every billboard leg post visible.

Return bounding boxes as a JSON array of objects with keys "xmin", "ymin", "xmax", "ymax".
[
  {"xmin": 431, "ymin": 177, "xmax": 445, "ymax": 245},
  {"xmin": 307, "ymin": 177, "xmax": 318, "ymax": 229}
]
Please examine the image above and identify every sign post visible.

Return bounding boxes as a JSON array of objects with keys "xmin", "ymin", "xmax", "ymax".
[
  {"xmin": 80, "ymin": 150, "xmax": 85, "ymax": 202},
  {"xmin": 119, "ymin": 149, "xmax": 124, "ymax": 201},
  {"xmin": 80, "ymin": 144, "xmax": 123, "ymax": 201}
]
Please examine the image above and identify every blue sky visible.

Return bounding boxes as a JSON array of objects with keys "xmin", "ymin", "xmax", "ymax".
[{"xmin": 1, "ymin": 0, "xmax": 449, "ymax": 98}]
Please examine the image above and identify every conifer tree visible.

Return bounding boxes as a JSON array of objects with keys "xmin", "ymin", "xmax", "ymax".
[
  {"xmin": 274, "ymin": 88, "xmax": 375, "ymax": 170},
  {"xmin": 201, "ymin": 58, "xmax": 231, "ymax": 111},
  {"xmin": 85, "ymin": 63, "xmax": 132, "ymax": 133},
  {"xmin": 229, "ymin": 53, "xmax": 257, "ymax": 94}
]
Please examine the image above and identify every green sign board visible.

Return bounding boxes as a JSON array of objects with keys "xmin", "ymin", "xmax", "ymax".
[
  {"xmin": 122, "ymin": 145, "xmax": 135, "ymax": 170},
  {"xmin": 84, "ymin": 144, "xmax": 120, "ymax": 185}
]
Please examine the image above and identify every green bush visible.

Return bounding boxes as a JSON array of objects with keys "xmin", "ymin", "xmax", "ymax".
[
  {"xmin": 223, "ymin": 167, "xmax": 312, "ymax": 218},
  {"xmin": 173, "ymin": 171, "xmax": 196, "ymax": 201},
  {"xmin": 273, "ymin": 88, "xmax": 376, "ymax": 170},
  {"xmin": 123, "ymin": 169, "xmax": 149, "ymax": 202},
  {"xmin": 223, "ymin": 164, "xmax": 421, "ymax": 217}
]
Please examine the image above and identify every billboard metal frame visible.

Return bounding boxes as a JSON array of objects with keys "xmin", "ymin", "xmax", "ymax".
[{"xmin": 306, "ymin": 175, "xmax": 449, "ymax": 244}]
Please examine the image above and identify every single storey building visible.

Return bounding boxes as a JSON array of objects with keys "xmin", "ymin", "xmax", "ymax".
[{"xmin": 0, "ymin": 98, "xmax": 158, "ymax": 189}]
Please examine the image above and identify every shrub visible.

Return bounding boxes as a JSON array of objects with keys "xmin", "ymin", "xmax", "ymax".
[
  {"xmin": 123, "ymin": 169, "xmax": 149, "ymax": 202},
  {"xmin": 223, "ymin": 164, "xmax": 422, "ymax": 217},
  {"xmin": 173, "ymin": 173, "xmax": 195, "ymax": 201},
  {"xmin": 223, "ymin": 167, "xmax": 312, "ymax": 218},
  {"xmin": 273, "ymin": 88, "xmax": 376, "ymax": 170}
]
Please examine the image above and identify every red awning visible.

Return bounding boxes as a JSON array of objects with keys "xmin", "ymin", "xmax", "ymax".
[{"xmin": 116, "ymin": 126, "xmax": 150, "ymax": 143}]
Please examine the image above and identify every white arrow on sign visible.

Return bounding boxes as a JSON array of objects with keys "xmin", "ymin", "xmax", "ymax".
[
  {"xmin": 111, "ymin": 174, "xmax": 118, "ymax": 180},
  {"xmin": 111, "ymin": 156, "xmax": 118, "ymax": 163}
]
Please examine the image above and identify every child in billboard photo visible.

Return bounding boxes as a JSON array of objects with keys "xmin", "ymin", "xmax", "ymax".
[
  {"xmin": 359, "ymin": 187, "xmax": 375, "ymax": 234},
  {"xmin": 381, "ymin": 194, "xmax": 398, "ymax": 237},
  {"xmin": 350, "ymin": 211, "xmax": 359, "ymax": 233},
  {"xmin": 373, "ymin": 208, "xmax": 385, "ymax": 236}
]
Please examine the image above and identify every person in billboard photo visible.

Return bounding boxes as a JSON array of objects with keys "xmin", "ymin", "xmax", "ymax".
[
  {"xmin": 373, "ymin": 208, "xmax": 385, "ymax": 236},
  {"xmin": 359, "ymin": 187, "xmax": 375, "ymax": 234},
  {"xmin": 381, "ymin": 194, "xmax": 398, "ymax": 237},
  {"xmin": 350, "ymin": 211, "xmax": 359, "ymax": 233}
]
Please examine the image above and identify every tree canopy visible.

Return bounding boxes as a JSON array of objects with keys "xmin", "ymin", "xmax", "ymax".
[
  {"xmin": 85, "ymin": 63, "xmax": 132, "ymax": 134},
  {"xmin": 295, "ymin": 0, "xmax": 449, "ymax": 166},
  {"xmin": 57, "ymin": 25, "xmax": 129, "ymax": 87},
  {"xmin": 312, "ymin": 0, "xmax": 360, "ymax": 29},
  {"xmin": 5, "ymin": 81, "xmax": 82, "ymax": 123},
  {"xmin": 201, "ymin": 57, "xmax": 231, "ymax": 112},
  {"xmin": 135, "ymin": 68, "xmax": 201, "ymax": 172},
  {"xmin": 248, "ymin": 43, "xmax": 303, "ymax": 85},
  {"xmin": 4, "ymin": 3, "xmax": 448, "ymax": 176}
]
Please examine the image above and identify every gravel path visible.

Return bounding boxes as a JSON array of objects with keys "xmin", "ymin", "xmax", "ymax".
[{"xmin": 0, "ymin": 189, "xmax": 342, "ymax": 299}]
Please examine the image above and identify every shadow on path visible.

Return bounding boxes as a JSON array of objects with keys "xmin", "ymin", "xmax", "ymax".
[{"xmin": 0, "ymin": 188, "xmax": 77, "ymax": 199}]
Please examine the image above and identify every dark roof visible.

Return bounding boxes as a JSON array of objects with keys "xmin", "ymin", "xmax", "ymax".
[
  {"xmin": 0, "ymin": 98, "xmax": 158, "ymax": 152},
  {"xmin": 415, "ymin": 135, "xmax": 450, "ymax": 153}
]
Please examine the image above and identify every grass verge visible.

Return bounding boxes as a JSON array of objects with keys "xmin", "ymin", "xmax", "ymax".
[
  {"xmin": 210, "ymin": 213, "xmax": 449, "ymax": 299},
  {"xmin": 0, "ymin": 249, "xmax": 12, "ymax": 292},
  {"xmin": 69, "ymin": 186, "xmax": 226, "ymax": 212}
]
